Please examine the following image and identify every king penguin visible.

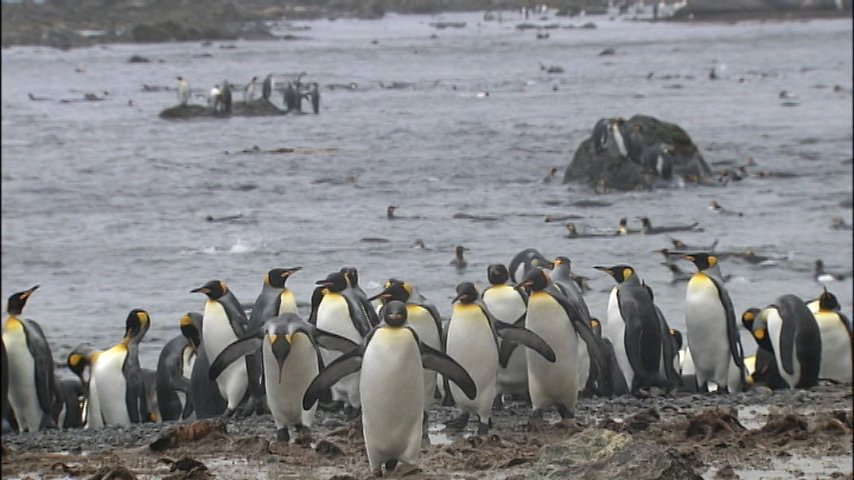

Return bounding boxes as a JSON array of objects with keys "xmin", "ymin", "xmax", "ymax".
[
  {"xmin": 809, "ymin": 289, "xmax": 851, "ymax": 384},
  {"xmin": 245, "ymin": 267, "xmax": 303, "ymax": 414},
  {"xmin": 191, "ymin": 280, "xmax": 250, "ymax": 416},
  {"xmin": 741, "ymin": 308, "xmax": 788, "ymax": 390},
  {"xmin": 682, "ymin": 253, "xmax": 746, "ymax": 393},
  {"xmin": 517, "ymin": 268, "xmax": 605, "ymax": 419},
  {"xmin": 445, "ymin": 282, "xmax": 555, "ymax": 433},
  {"xmin": 3, "ymin": 285, "xmax": 58, "ymax": 432},
  {"xmin": 594, "ymin": 265, "xmax": 671, "ymax": 393},
  {"xmin": 155, "ymin": 317, "xmax": 197, "ymax": 422},
  {"xmin": 369, "ymin": 278, "xmax": 444, "ymax": 410},
  {"xmin": 751, "ymin": 294, "xmax": 822, "ymax": 389},
  {"xmin": 303, "ymin": 300, "xmax": 477, "ymax": 476},
  {"xmin": 312, "ymin": 271, "xmax": 374, "ymax": 413},
  {"xmin": 508, "ymin": 248, "xmax": 550, "ymax": 283},
  {"xmin": 180, "ymin": 312, "xmax": 227, "ymax": 419},
  {"xmin": 211, "ymin": 313, "xmax": 357, "ymax": 442},
  {"xmin": 66, "ymin": 342, "xmax": 101, "ymax": 427},
  {"xmin": 481, "ymin": 264, "xmax": 530, "ymax": 403},
  {"xmin": 86, "ymin": 309, "xmax": 152, "ymax": 428}
]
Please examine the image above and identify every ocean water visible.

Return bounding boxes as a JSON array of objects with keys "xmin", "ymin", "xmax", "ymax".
[{"xmin": 2, "ymin": 11, "xmax": 852, "ymax": 371}]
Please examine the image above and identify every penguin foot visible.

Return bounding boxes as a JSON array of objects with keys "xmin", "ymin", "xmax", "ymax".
[
  {"xmin": 343, "ymin": 404, "xmax": 360, "ymax": 421},
  {"xmin": 476, "ymin": 422, "xmax": 490, "ymax": 435},
  {"xmin": 445, "ymin": 412, "xmax": 470, "ymax": 431},
  {"xmin": 396, "ymin": 463, "xmax": 422, "ymax": 476},
  {"xmin": 319, "ymin": 400, "xmax": 344, "ymax": 412},
  {"xmin": 384, "ymin": 459, "xmax": 398, "ymax": 473},
  {"xmin": 276, "ymin": 428, "xmax": 290, "ymax": 442},
  {"xmin": 222, "ymin": 408, "xmax": 236, "ymax": 419},
  {"xmin": 529, "ymin": 408, "xmax": 544, "ymax": 419},
  {"xmin": 556, "ymin": 405, "xmax": 575, "ymax": 420},
  {"xmin": 294, "ymin": 425, "xmax": 313, "ymax": 445}
]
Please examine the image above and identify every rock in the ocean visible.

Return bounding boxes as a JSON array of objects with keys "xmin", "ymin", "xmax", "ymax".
[
  {"xmin": 562, "ymin": 114, "xmax": 713, "ymax": 191},
  {"xmin": 527, "ymin": 428, "xmax": 703, "ymax": 480},
  {"xmin": 159, "ymin": 98, "xmax": 288, "ymax": 119}
]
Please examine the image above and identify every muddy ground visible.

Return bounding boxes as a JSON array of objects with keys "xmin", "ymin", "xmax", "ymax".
[{"xmin": 2, "ymin": 383, "xmax": 851, "ymax": 479}]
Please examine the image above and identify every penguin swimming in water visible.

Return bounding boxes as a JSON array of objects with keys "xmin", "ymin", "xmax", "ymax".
[
  {"xmin": 450, "ymin": 245, "xmax": 469, "ymax": 273},
  {"xmin": 191, "ymin": 280, "xmax": 251, "ymax": 416},
  {"xmin": 86, "ymin": 309, "xmax": 152, "ymax": 428},
  {"xmin": 445, "ymin": 282, "xmax": 555, "ymax": 433},
  {"xmin": 593, "ymin": 266, "xmax": 670, "ymax": 393},
  {"xmin": 481, "ymin": 264, "xmax": 529, "ymax": 403},
  {"xmin": 303, "ymin": 300, "xmax": 477, "ymax": 476},
  {"xmin": 640, "ymin": 217, "xmax": 702, "ymax": 235},
  {"xmin": 751, "ymin": 294, "xmax": 822, "ymax": 389},
  {"xmin": 508, "ymin": 248, "xmax": 550, "ymax": 283},
  {"xmin": 810, "ymin": 289, "xmax": 852, "ymax": 384},
  {"xmin": 180, "ymin": 312, "xmax": 227, "ymax": 419},
  {"xmin": 682, "ymin": 253, "xmax": 746, "ymax": 393},
  {"xmin": 369, "ymin": 278, "xmax": 444, "ymax": 410},
  {"xmin": 517, "ymin": 268, "xmax": 605, "ymax": 417},
  {"xmin": 813, "ymin": 259, "xmax": 847, "ymax": 283},
  {"xmin": 3, "ymin": 285, "xmax": 57, "ymax": 432},
  {"xmin": 211, "ymin": 313, "xmax": 357, "ymax": 442}
]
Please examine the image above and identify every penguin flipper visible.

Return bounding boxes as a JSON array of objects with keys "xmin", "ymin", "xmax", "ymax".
[
  {"xmin": 307, "ymin": 286, "xmax": 325, "ymax": 325},
  {"xmin": 424, "ymin": 303, "xmax": 445, "ymax": 340},
  {"xmin": 494, "ymin": 322, "xmax": 556, "ymax": 363},
  {"xmin": 209, "ymin": 338, "xmax": 263, "ymax": 381},
  {"xmin": 497, "ymin": 340, "xmax": 521, "ymax": 369},
  {"xmin": 343, "ymin": 291, "xmax": 372, "ymax": 337},
  {"xmin": 419, "ymin": 343, "xmax": 477, "ymax": 400},
  {"xmin": 22, "ymin": 320, "xmax": 57, "ymax": 416},
  {"xmin": 302, "ymin": 346, "xmax": 365, "ymax": 410},
  {"xmin": 711, "ymin": 276, "xmax": 746, "ymax": 370},
  {"xmin": 546, "ymin": 289, "xmax": 608, "ymax": 379},
  {"xmin": 311, "ymin": 327, "xmax": 360, "ymax": 353},
  {"xmin": 181, "ymin": 395, "xmax": 195, "ymax": 419}
]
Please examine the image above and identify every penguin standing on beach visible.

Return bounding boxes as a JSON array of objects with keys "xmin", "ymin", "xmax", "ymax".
[
  {"xmin": 809, "ymin": 289, "xmax": 851, "ymax": 384},
  {"xmin": 369, "ymin": 279, "xmax": 444, "ymax": 410},
  {"xmin": 3, "ymin": 285, "xmax": 57, "ymax": 432},
  {"xmin": 517, "ymin": 268, "xmax": 605, "ymax": 419},
  {"xmin": 312, "ymin": 271, "xmax": 374, "ymax": 413},
  {"xmin": 180, "ymin": 312, "xmax": 227, "ymax": 419},
  {"xmin": 155, "ymin": 319, "xmax": 197, "ymax": 422},
  {"xmin": 191, "ymin": 280, "xmax": 251, "ymax": 416},
  {"xmin": 304, "ymin": 300, "xmax": 477, "ymax": 476},
  {"xmin": 86, "ymin": 309, "xmax": 152, "ymax": 428},
  {"xmin": 445, "ymin": 282, "xmax": 555, "ymax": 433},
  {"xmin": 482, "ymin": 264, "xmax": 530, "ymax": 402},
  {"xmin": 751, "ymin": 294, "xmax": 822, "ymax": 389},
  {"xmin": 594, "ymin": 265, "xmax": 671, "ymax": 393},
  {"xmin": 211, "ymin": 313, "xmax": 357, "ymax": 442},
  {"xmin": 683, "ymin": 253, "xmax": 746, "ymax": 393}
]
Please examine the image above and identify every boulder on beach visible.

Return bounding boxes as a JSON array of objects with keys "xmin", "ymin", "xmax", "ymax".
[{"xmin": 562, "ymin": 114, "xmax": 713, "ymax": 191}]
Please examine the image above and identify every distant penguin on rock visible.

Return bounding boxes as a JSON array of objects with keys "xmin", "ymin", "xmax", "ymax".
[
  {"xmin": 3, "ymin": 285, "xmax": 57, "ymax": 432},
  {"xmin": 176, "ymin": 76, "xmax": 190, "ymax": 105}
]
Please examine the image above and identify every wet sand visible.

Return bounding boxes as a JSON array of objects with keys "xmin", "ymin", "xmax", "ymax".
[{"xmin": 2, "ymin": 383, "xmax": 851, "ymax": 479}]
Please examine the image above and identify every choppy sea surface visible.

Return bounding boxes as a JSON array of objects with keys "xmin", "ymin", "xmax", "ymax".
[{"xmin": 2, "ymin": 11, "xmax": 852, "ymax": 370}]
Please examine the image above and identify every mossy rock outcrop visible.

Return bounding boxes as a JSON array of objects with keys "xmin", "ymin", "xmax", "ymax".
[
  {"xmin": 159, "ymin": 99, "xmax": 288, "ymax": 119},
  {"xmin": 562, "ymin": 114, "xmax": 713, "ymax": 191}
]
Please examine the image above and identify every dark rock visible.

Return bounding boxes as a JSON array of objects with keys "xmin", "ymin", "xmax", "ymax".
[
  {"xmin": 159, "ymin": 98, "xmax": 288, "ymax": 119},
  {"xmin": 159, "ymin": 104, "xmax": 216, "ymax": 120},
  {"xmin": 562, "ymin": 114, "xmax": 713, "ymax": 191},
  {"xmin": 599, "ymin": 47, "xmax": 616, "ymax": 56},
  {"xmin": 527, "ymin": 428, "xmax": 703, "ymax": 479},
  {"xmin": 315, "ymin": 439, "xmax": 344, "ymax": 456}
]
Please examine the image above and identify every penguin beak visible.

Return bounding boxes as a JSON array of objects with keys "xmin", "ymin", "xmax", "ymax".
[
  {"xmin": 315, "ymin": 280, "xmax": 333, "ymax": 287},
  {"xmin": 593, "ymin": 266, "xmax": 611, "ymax": 275},
  {"xmin": 515, "ymin": 279, "xmax": 533, "ymax": 290},
  {"xmin": 190, "ymin": 286, "xmax": 210, "ymax": 294},
  {"xmin": 23, "ymin": 284, "xmax": 40, "ymax": 297},
  {"xmin": 452, "ymin": 292, "xmax": 467, "ymax": 304},
  {"xmin": 282, "ymin": 267, "xmax": 302, "ymax": 277},
  {"xmin": 367, "ymin": 291, "xmax": 390, "ymax": 302},
  {"xmin": 387, "ymin": 313, "xmax": 404, "ymax": 323}
]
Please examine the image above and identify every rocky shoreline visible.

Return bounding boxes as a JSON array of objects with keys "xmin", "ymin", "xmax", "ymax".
[
  {"xmin": 2, "ymin": 382, "xmax": 851, "ymax": 479},
  {"xmin": 2, "ymin": 0, "xmax": 851, "ymax": 50}
]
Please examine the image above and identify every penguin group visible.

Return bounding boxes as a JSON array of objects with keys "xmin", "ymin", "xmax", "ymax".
[
  {"xmin": 3, "ymin": 248, "xmax": 850, "ymax": 475},
  {"xmin": 177, "ymin": 74, "xmax": 321, "ymax": 114},
  {"xmin": 590, "ymin": 116, "xmax": 675, "ymax": 181}
]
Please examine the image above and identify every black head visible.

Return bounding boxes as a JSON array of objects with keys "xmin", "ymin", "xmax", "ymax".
[
  {"xmin": 190, "ymin": 280, "xmax": 229, "ymax": 300},
  {"xmin": 589, "ymin": 318, "xmax": 603, "ymax": 338},
  {"xmin": 369, "ymin": 278, "xmax": 410, "ymax": 303},
  {"xmin": 818, "ymin": 288, "xmax": 841, "ymax": 312},
  {"xmin": 565, "ymin": 223, "xmax": 577, "ymax": 236},
  {"xmin": 387, "ymin": 205, "xmax": 397, "ymax": 218},
  {"xmin": 619, "ymin": 217, "xmax": 628, "ymax": 227},
  {"xmin": 683, "ymin": 253, "xmax": 718, "ymax": 272},
  {"xmin": 180, "ymin": 312, "xmax": 202, "ymax": 351},
  {"xmin": 455, "ymin": 245, "xmax": 468, "ymax": 258},
  {"xmin": 594, "ymin": 265, "xmax": 635, "ymax": 284},
  {"xmin": 267, "ymin": 266, "xmax": 302, "ymax": 289},
  {"xmin": 741, "ymin": 307, "xmax": 761, "ymax": 333},
  {"xmin": 518, "ymin": 267, "xmax": 550, "ymax": 292},
  {"xmin": 669, "ymin": 329, "xmax": 683, "ymax": 350},
  {"xmin": 6, "ymin": 284, "xmax": 39, "ymax": 316},
  {"xmin": 382, "ymin": 300, "xmax": 408, "ymax": 327},
  {"xmin": 814, "ymin": 259, "xmax": 825, "ymax": 272},
  {"xmin": 316, "ymin": 271, "xmax": 348, "ymax": 292},
  {"xmin": 340, "ymin": 266, "xmax": 359, "ymax": 287},
  {"xmin": 639, "ymin": 217, "xmax": 652, "ymax": 228},
  {"xmin": 67, "ymin": 343, "xmax": 97, "ymax": 381},
  {"xmin": 124, "ymin": 308, "xmax": 151, "ymax": 341},
  {"xmin": 453, "ymin": 282, "xmax": 479, "ymax": 304},
  {"xmin": 487, "ymin": 264, "xmax": 510, "ymax": 285}
]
